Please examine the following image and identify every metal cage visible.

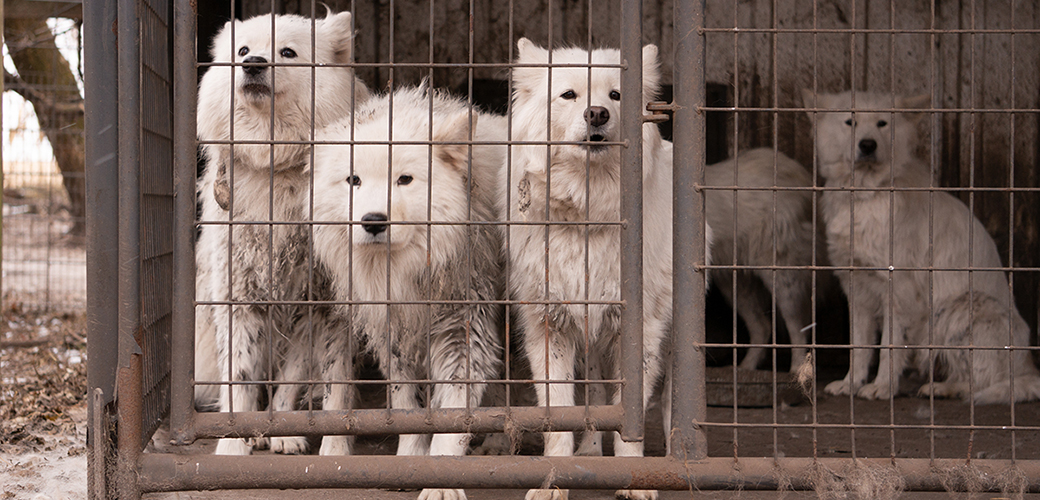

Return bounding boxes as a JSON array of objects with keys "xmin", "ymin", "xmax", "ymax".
[{"xmin": 86, "ymin": 0, "xmax": 1040, "ymax": 498}]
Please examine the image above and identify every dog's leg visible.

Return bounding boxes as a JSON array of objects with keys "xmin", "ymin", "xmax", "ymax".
[
  {"xmin": 390, "ymin": 356, "xmax": 430, "ymax": 458},
  {"xmin": 612, "ymin": 317, "xmax": 665, "ymax": 500},
  {"xmin": 269, "ymin": 335, "xmax": 312, "ymax": 455},
  {"xmin": 419, "ymin": 332, "xmax": 497, "ymax": 500},
  {"xmin": 857, "ymin": 307, "xmax": 905, "ymax": 400},
  {"xmin": 213, "ymin": 303, "xmax": 266, "ymax": 455},
  {"xmin": 574, "ymin": 351, "xmax": 604, "ymax": 457},
  {"xmin": 825, "ymin": 273, "xmax": 877, "ymax": 396},
  {"xmin": 523, "ymin": 319, "xmax": 576, "ymax": 500},
  {"xmin": 775, "ymin": 269, "xmax": 813, "ymax": 373},
  {"xmin": 720, "ymin": 276, "xmax": 771, "ymax": 371},
  {"xmin": 318, "ymin": 334, "xmax": 356, "ymax": 456}
]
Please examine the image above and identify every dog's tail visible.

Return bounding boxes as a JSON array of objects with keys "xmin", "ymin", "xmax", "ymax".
[{"xmin": 973, "ymin": 375, "xmax": 1040, "ymax": 404}]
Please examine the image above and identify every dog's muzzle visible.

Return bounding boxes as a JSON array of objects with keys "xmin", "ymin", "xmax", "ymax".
[
  {"xmin": 361, "ymin": 212, "xmax": 389, "ymax": 236},
  {"xmin": 582, "ymin": 106, "xmax": 611, "ymax": 153},
  {"xmin": 856, "ymin": 138, "xmax": 878, "ymax": 162},
  {"xmin": 240, "ymin": 55, "xmax": 272, "ymax": 97}
]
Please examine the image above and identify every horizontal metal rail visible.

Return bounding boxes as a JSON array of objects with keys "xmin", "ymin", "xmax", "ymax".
[
  {"xmin": 175, "ymin": 405, "xmax": 624, "ymax": 444},
  {"xmin": 137, "ymin": 455, "xmax": 1040, "ymax": 493}
]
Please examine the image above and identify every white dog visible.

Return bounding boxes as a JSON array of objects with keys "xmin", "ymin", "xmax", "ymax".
[
  {"xmin": 508, "ymin": 39, "xmax": 711, "ymax": 500},
  {"xmin": 705, "ymin": 148, "xmax": 815, "ymax": 372},
  {"xmin": 310, "ymin": 87, "xmax": 506, "ymax": 500},
  {"xmin": 194, "ymin": 11, "xmax": 370, "ymax": 455},
  {"xmin": 807, "ymin": 90, "xmax": 1040, "ymax": 403}
]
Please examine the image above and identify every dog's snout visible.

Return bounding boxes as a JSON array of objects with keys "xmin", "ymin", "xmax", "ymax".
[
  {"xmin": 584, "ymin": 106, "xmax": 610, "ymax": 128},
  {"xmin": 242, "ymin": 55, "xmax": 268, "ymax": 77},
  {"xmin": 859, "ymin": 138, "xmax": 877, "ymax": 156},
  {"xmin": 361, "ymin": 213, "xmax": 389, "ymax": 235}
]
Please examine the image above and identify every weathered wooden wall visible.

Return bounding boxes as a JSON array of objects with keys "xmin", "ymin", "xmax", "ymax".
[{"xmin": 233, "ymin": 0, "xmax": 1040, "ymax": 330}]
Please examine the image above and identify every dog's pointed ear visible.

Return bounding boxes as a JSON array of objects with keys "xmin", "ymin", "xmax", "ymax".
[
  {"xmin": 513, "ymin": 38, "xmax": 548, "ymax": 98},
  {"xmin": 898, "ymin": 94, "xmax": 931, "ymax": 110},
  {"xmin": 800, "ymin": 88, "xmax": 818, "ymax": 116},
  {"xmin": 897, "ymin": 94, "xmax": 931, "ymax": 124},
  {"xmin": 434, "ymin": 110, "xmax": 477, "ymax": 171},
  {"xmin": 641, "ymin": 44, "xmax": 661, "ymax": 102},
  {"xmin": 211, "ymin": 20, "xmax": 239, "ymax": 61},
  {"xmin": 516, "ymin": 38, "xmax": 546, "ymax": 62},
  {"xmin": 322, "ymin": 11, "xmax": 355, "ymax": 65}
]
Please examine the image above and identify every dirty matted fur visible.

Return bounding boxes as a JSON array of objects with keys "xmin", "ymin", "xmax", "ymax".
[
  {"xmin": 706, "ymin": 148, "xmax": 815, "ymax": 372},
  {"xmin": 507, "ymin": 39, "xmax": 712, "ymax": 500},
  {"xmin": 310, "ymin": 87, "xmax": 506, "ymax": 500},
  {"xmin": 807, "ymin": 90, "xmax": 1040, "ymax": 403},
  {"xmin": 194, "ymin": 11, "xmax": 370, "ymax": 456}
]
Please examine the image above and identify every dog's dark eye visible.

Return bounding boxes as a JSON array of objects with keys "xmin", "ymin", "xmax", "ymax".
[
  {"xmin": 560, "ymin": 90, "xmax": 577, "ymax": 100},
  {"xmin": 396, "ymin": 175, "xmax": 413, "ymax": 186},
  {"xmin": 280, "ymin": 47, "xmax": 297, "ymax": 59},
  {"xmin": 609, "ymin": 90, "xmax": 621, "ymax": 101},
  {"xmin": 238, "ymin": 46, "xmax": 249, "ymax": 57},
  {"xmin": 877, "ymin": 120, "xmax": 888, "ymax": 127},
  {"xmin": 844, "ymin": 118, "xmax": 853, "ymax": 126},
  {"xmin": 347, "ymin": 175, "xmax": 361, "ymax": 186}
]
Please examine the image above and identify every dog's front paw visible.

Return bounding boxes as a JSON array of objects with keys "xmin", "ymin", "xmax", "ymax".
[
  {"xmin": 418, "ymin": 488, "xmax": 466, "ymax": 500},
  {"xmin": 856, "ymin": 382, "xmax": 894, "ymax": 400},
  {"xmin": 918, "ymin": 382, "xmax": 964, "ymax": 400},
  {"xmin": 470, "ymin": 433, "xmax": 511, "ymax": 456},
  {"xmin": 525, "ymin": 488, "xmax": 568, "ymax": 500},
  {"xmin": 215, "ymin": 438, "xmax": 252, "ymax": 455},
  {"xmin": 824, "ymin": 378, "xmax": 852, "ymax": 396},
  {"xmin": 271, "ymin": 436, "xmax": 309, "ymax": 454},
  {"xmin": 615, "ymin": 489, "xmax": 659, "ymax": 500},
  {"xmin": 319, "ymin": 435, "xmax": 352, "ymax": 456}
]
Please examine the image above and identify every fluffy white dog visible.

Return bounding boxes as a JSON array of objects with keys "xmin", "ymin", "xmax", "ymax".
[
  {"xmin": 310, "ymin": 87, "xmax": 507, "ymax": 500},
  {"xmin": 705, "ymin": 148, "xmax": 815, "ymax": 372},
  {"xmin": 194, "ymin": 11, "xmax": 370, "ymax": 455},
  {"xmin": 807, "ymin": 90, "xmax": 1040, "ymax": 403},
  {"xmin": 507, "ymin": 38, "xmax": 712, "ymax": 500}
]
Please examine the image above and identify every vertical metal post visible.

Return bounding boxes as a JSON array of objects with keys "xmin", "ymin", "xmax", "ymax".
[
  {"xmin": 619, "ymin": 0, "xmax": 644, "ymax": 443},
  {"xmin": 170, "ymin": 0, "xmax": 199, "ymax": 444},
  {"xmin": 85, "ymin": 0, "xmax": 121, "ymax": 495},
  {"xmin": 117, "ymin": 0, "xmax": 143, "ymax": 497},
  {"xmin": 671, "ymin": 0, "xmax": 708, "ymax": 460}
]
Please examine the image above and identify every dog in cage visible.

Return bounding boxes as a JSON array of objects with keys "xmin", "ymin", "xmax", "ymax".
[
  {"xmin": 309, "ymin": 86, "xmax": 506, "ymax": 500},
  {"xmin": 193, "ymin": 11, "xmax": 371, "ymax": 455},
  {"xmin": 705, "ymin": 148, "xmax": 815, "ymax": 372},
  {"xmin": 506, "ymin": 38, "xmax": 712, "ymax": 500},
  {"xmin": 806, "ymin": 90, "xmax": 1040, "ymax": 403}
]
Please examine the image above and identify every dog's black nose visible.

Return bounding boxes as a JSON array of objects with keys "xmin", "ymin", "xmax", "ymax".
[
  {"xmin": 584, "ymin": 106, "xmax": 610, "ymax": 128},
  {"xmin": 361, "ymin": 213, "xmax": 389, "ymax": 235},
  {"xmin": 242, "ymin": 55, "xmax": 267, "ymax": 77},
  {"xmin": 859, "ymin": 138, "xmax": 877, "ymax": 156}
]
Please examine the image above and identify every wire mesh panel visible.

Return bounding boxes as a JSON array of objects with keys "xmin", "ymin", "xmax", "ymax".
[
  {"xmin": 2, "ymin": 17, "xmax": 86, "ymax": 312},
  {"xmin": 94, "ymin": 0, "xmax": 1040, "ymax": 497},
  {"xmin": 696, "ymin": 0, "xmax": 1040, "ymax": 494}
]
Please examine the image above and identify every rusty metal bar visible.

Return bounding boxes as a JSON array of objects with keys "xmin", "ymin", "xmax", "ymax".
[
  {"xmin": 191, "ymin": 404, "xmax": 623, "ymax": 438},
  {"xmin": 83, "ymin": 0, "xmax": 120, "ymax": 470},
  {"xmin": 117, "ymin": 0, "xmax": 144, "ymax": 498},
  {"xmin": 671, "ymin": 0, "xmax": 708, "ymax": 461},
  {"xmin": 169, "ymin": 0, "xmax": 198, "ymax": 445},
  {"xmin": 618, "ymin": 0, "xmax": 644, "ymax": 444},
  {"xmin": 138, "ymin": 455, "xmax": 1040, "ymax": 493}
]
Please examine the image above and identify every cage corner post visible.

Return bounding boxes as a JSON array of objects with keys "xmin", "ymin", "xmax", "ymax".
[
  {"xmin": 85, "ymin": 0, "xmax": 122, "ymax": 497},
  {"xmin": 170, "ymin": 0, "xmax": 200, "ymax": 446},
  {"xmin": 670, "ymin": 0, "xmax": 708, "ymax": 462}
]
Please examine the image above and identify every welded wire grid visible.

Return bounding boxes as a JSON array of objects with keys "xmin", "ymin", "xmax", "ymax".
[
  {"xmin": 2, "ymin": 21, "xmax": 86, "ymax": 312},
  {"xmin": 141, "ymin": 0, "xmax": 1040, "ymax": 495},
  {"xmin": 699, "ymin": 0, "xmax": 1040, "ymax": 473},
  {"xmin": 188, "ymin": 0, "xmax": 644, "ymax": 444}
]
